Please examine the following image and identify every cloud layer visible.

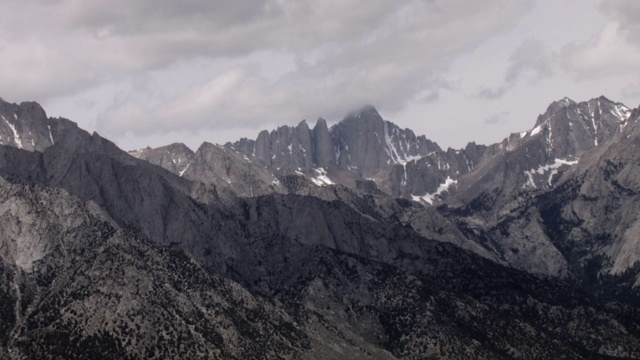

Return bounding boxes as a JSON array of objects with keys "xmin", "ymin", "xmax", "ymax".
[
  {"xmin": 0, "ymin": 0, "xmax": 533, "ymax": 139},
  {"xmin": 2, "ymin": 0, "xmax": 639, "ymax": 151},
  {"xmin": 561, "ymin": 0, "xmax": 640, "ymax": 78}
]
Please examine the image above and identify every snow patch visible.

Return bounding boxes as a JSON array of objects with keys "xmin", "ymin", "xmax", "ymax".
[
  {"xmin": 591, "ymin": 114, "xmax": 599, "ymax": 146},
  {"xmin": 399, "ymin": 154, "xmax": 422, "ymax": 165},
  {"xmin": 411, "ymin": 177, "xmax": 457, "ymax": 205},
  {"xmin": 48, "ymin": 125, "xmax": 54, "ymax": 144},
  {"xmin": 384, "ymin": 122, "xmax": 399, "ymax": 162},
  {"xmin": 523, "ymin": 158, "xmax": 579, "ymax": 188},
  {"xmin": 530, "ymin": 124, "xmax": 543, "ymax": 136},
  {"xmin": 614, "ymin": 104, "xmax": 632, "ymax": 123},
  {"xmin": 179, "ymin": 164, "xmax": 190, "ymax": 177},
  {"xmin": 311, "ymin": 167, "xmax": 334, "ymax": 186},
  {"xmin": 3, "ymin": 117, "xmax": 23, "ymax": 149},
  {"xmin": 383, "ymin": 122, "xmax": 419, "ymax": 165}
]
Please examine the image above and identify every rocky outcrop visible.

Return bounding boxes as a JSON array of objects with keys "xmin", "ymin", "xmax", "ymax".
[
  {"xmin": 183, "ymin": 142, "xmax": 284, "ymax": 197},
  {"xmin": 129, "ymin": 142, "xmax": 194, "ymax": 175}
]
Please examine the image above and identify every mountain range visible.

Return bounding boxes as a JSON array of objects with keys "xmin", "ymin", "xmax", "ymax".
[{"xmin": 1, "ymin": 95, "xmax": 640, "ymax": 359}]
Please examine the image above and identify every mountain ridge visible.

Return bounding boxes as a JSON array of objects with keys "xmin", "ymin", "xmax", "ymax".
[{"xmin": 3, "ymin": 95, "xmax": 640, "ymax": 358}]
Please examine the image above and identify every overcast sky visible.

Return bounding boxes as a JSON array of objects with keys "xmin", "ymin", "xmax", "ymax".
[{"xmin": 1, "ymin": 0, "xmax": 639, "ymax": 151}]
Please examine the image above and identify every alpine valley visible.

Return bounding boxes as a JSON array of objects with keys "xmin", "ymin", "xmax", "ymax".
[{"xmin": 1, "ymin": 95, "xmax": 640, "ymax": 359}]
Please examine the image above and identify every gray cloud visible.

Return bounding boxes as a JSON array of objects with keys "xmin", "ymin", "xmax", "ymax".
[
  {"xmin": 600, "ymin": 0, "xmax": 640, "ymax": 39},
  {"xmin": 420, "ymin": 92, "xmax": 440, "ymax": 103},
  {"xmin": 561, "ymin": 0, "xmax": 640, "ymax": 78},
  {"xmin": 63, "ymin": 0, "xmax": 533, "ymax": 137},
  {"xmin": 476, "ymin": 39, "xmax": 554, "ymax": 99},
  {"xmin": 476, "ymin": 86, "xmax": 509, "ymax": 100},
  {"xmin": 484, "ymin": 111, "xmax": 509, "ymax": 125},
  {"xmin": 505, "ymin": 39, "xmax": 554, "ymax": 82},
  {"xmin": 0, "ymin": 0, "xmax": 535, "ymax": 139}
]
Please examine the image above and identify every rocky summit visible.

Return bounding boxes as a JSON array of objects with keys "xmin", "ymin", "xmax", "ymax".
[{"xmin": 2, "ymin": 96, "xmax": 640, "ymax": 359}]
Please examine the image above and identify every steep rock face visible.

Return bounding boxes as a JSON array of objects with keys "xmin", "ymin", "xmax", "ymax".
[
  {"xmin": 311, "ymin": 118, "xmax": 334, "ymax": 168},
  {"xmin": 240, "ymin": 120, "xmax": 316, "ymax": 173},
  {"xmin": 331, "ymin": 106, "xmax": 440, "ymax": 179},
  {"xmin": 331, "ymin": 106, "xmax": 390, "ymax": 177}
]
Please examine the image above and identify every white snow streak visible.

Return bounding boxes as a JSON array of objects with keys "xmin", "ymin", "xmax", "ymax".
[
  {"xmin": 3, "ymin": 116, "xmax": 23, "ymax": 149},
  {"xmin": 523, "ymin": 158, "xmax": 579, "ymax": 188},
  {"xmin": 48, "ymin": 125, "xmax": 54, "ymax": 144},
  {"xmin": 179, "ymin": 164, "xmax": 190, "ymax": 177},
  {"xmin": 591, "ymin": 115, "xmax": 599, "ymax": 146},
  {"xmin": 411, "ymin": 177, "xmax": 457, "ymax": 205},
  {"xmin": 530, "ymin": 124, "xmax": 543, "ymax": 136},
  {"xmin": 311, "ymin": 167, "xmax": 334, "ymax": 186}
]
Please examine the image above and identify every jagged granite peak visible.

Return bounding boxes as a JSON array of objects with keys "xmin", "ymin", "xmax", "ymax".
[
  {"xmin": 391, "ymin": 96, "xmax": 633, "ymax": 205},
  {"xmin": 374, "ymin": 141, "xmax": 491, "ymax": 200},
  {"xmin": 0, "ymin": 99, "xmax": 55, "ymax": 152},
  {"xmin": 432, "ymin": 97, "xmax": 640, "ymax": 279},
  {"xmin": 443, "ymin": 104, "xmax": 640, "ymax": 286},
  {"xmin": 330, "ymin": 105, "xmax": 389, "ymax": 177},
  {"xmin": 129, "ymin": 142, "xmax": 194, "ymax": 175},
  {"xmin": 426, "ymin": 96, "xmax": 632, "ymax": 206},
  {"xmin": 225, "ymin": 136, "xmax": 255, "ymax": 157},
  {"xmin": 0, "ymin": 98, "xmax": 104, "ymax": 157},
  {"xmin": 311, "ymin": 117, "xmax": 335, "ymax": 168},
  {"xmin": 235, "ymin": 120, "xmax": 317, "ymax": 174},
  {"xmin": 219, "ymin": 98, "xmax": 635, "ymax": 203},
  {"xmin": 225, "ymin": 105, "xmax": 444, "ymax": 190},
  {"xmin": 330, "ymin": 105, "xmax": 442, "ymax": 180},
  {"xmin": 528, "ymin": 96, "xmax": 631, "ymax": 158},
  {"xmin": 129, "ymin": 140, "xmax": 284, "ymax": 197}
]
